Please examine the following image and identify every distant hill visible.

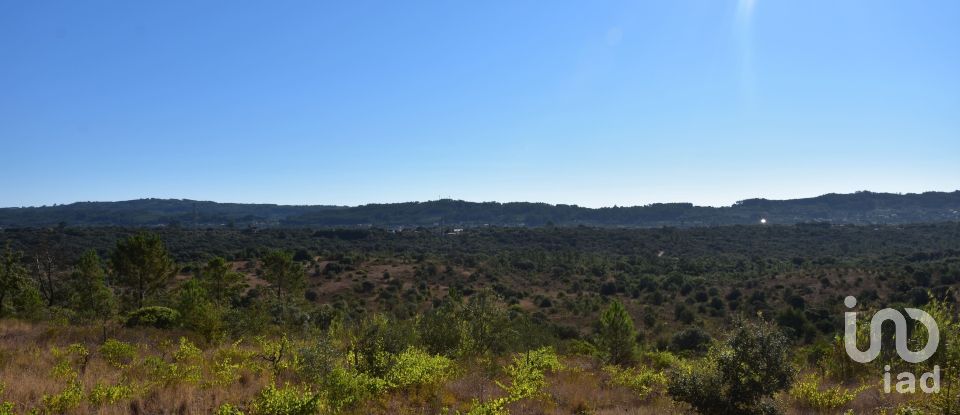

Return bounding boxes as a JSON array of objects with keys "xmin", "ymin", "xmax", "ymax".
[{"xmin": 1, "ymin": 191, "xmax": 958, "ymax": 228}]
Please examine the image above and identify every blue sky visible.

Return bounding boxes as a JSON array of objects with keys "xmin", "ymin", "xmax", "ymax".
[{"xmin": 1, "ymin": 0, "xmax": 957, "ymax": 208}]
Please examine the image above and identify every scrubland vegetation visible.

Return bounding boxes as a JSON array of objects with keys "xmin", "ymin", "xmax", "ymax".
[{"xmin": 1, "ymin": 223, "xmax": 959, "ymax": 414}]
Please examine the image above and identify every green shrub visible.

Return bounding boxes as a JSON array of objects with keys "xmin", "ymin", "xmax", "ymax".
[
  {"xmin": 297, "ymin": 337, "xmax": 339, "ymax": 383},
  {"xmin": 464, "ymin": 347, "xmax": 563, "ymax": 415},
  {"xmin": 100, "ymin": 339, "xmax": 137, "ymax": 368},
  {"xmin": 210, "ymin": 340, "xmax": 254, "ymax": 387},
  {"xmin": 603, "ymin": 365, "xmax": 666, "ymax": 399},
  {"xmin": 41, "ymin": 380, "xmax": 84, "ymax": 414},
  {"xmin": 463, "ymin": 396, "xmax": 512, "ymax": 415},
  {"xmin": 670, "ymin": 327, "xmax": 712, "ymax": 353},
  {"xmin": 322, "ymin": 367, "xmax": 386, "ymax": 412},
  {"xmin": 383, "ymin": 347, "xmax": 453, "ymax": 390},
  {"xmin": 350, "ymin": 314, "xmax": 415, "ymax": 377},
  {"xmin": 789, "ymin": 375, "xmax": 866, "ymax": 411},
  {"xmin": 894, "ymin": 405, "xmax": 925, "ymax": 415},
  {"xmin": 50, "ymin": 343, "xmax": 89, "ymax": 381},
  {"xmin": 501, "ymin": 347, "xmax": 563, "ymax": 402},
  {"xmin": 250, "ymin": 384, "xmax": 322, "ymax": 415},
  {"xmin": 418, "ymin": 304, "xmax": 463, "ymax": 356},
  {"xmin": 668, "ymin": 319, "xmax": 795, "ymax": 415},
  {"xmin": 88, "ymin": 382, "xmax": 134, "ymax": 406},
  {"xmin": 565, "ymin": 339, "xmax": 599, "ymax": 357},
  {"xmin": 174, "ymin": 336, "xmax": 203, "ymax": 362},
  {"xmin": 144, "ymin": 337, "xmax": 204, "ymax": 386},
  {"xmin": 0, "ymin": 382, "xmax": 14, "ymax": 415},
  {"xmin": 216, "ymin": 403, "xmax": 246, "ymax": 415},
  {"xmin": 920, "ymin": 297, "xmax": 960, "ymax": 414},
  {"xmin": 211, "ymin": 357, "xmax": 244, "ymax": 386},
  {"xmin": 176, "ymin": 279, "xmax": 226, "ymax": 343},
  {"xmin": 256, "ymin": 335, "xmax": 296, "ymax": 379},
  {"xmin": 639, "ymin": 350, "xmax": 681, "ymax": 370},
  {"xmin": 125, "ymin": 306, "xmax": 180, "ymax": 329}
]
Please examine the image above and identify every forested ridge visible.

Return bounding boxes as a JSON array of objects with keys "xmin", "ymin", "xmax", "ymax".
[{"xmin": 2, "ymin": 190, "xmax": 958, "ymax": 228}]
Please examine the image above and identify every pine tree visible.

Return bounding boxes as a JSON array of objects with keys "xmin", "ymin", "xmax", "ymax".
[
  {"xmin": 261, "ymin": 250, "xmax": 304, "ymax": 304},
  {"xmin": 176, "ymin": 279, "xmax": 224, "ymax": 344},
  {"xmin": 0, "ymin": 245, "xmax": 27, "ymax": 317},
  {"xmin": 110, "ymin": 232, "xmax": 177, "ymax": 309},
  {"xmin": 198, "ymin": 256, "xmax": 245, "ymax": 307},
  {"xmin": 69, "ymin": 250, "xmax": 116, "ymax": 321},
  {"xmin": 598, "ymin": 300, "xmax": 637, "ymax": 365}
]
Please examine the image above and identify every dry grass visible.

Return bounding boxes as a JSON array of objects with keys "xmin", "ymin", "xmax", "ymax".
[
  {"xmin": 0, "ymin": 319, "xmax": 934, "ymax": 415},
  {"xmin": 0, "ymin": 320, "xmax": 269, "ymax": 414}
]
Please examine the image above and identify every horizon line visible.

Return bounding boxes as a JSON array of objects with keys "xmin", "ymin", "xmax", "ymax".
[{"xmin": 3, "ymin": 189, "xmax": 958, "ymax": 211}]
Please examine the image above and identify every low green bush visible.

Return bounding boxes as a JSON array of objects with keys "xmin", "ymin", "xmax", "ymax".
[
  {"xmin": 322, "ymin": 367, "xmax": 386, "ymax": 412},
  {"xmin": 384, "ymin": 347, "xmax": 453, "ymax": 390},
  {"xmin": 789, "ymin": 375, "xmax": 866, "ymax": 411},
  {"xmin": 467, "ymin": 346, "xmax": 563, "ymax": 415},
  {"xmin": 125, "ymin": 306, "xmax": 180, "ymax": 329},
  {"xmin": 100, "ymin": 339, "xmax": 137, "ymax": 368},
  {"xmin": 250, "ymin": 384, "xmax": 322, "ymax": 415},
  {"xmin": 668, "ymin": 320, "xmax": 795, "ymax": 415},
  {"xmin": 604, "ymin": 365, "xmax": 666, "ymax": 399},
  {"xmin": 41, "ymin": 381, "xmax": 84, "ymax": 414},
  {"xmin": 216, "ymin": 403, "xmax": 246, "ymax": 415},
  {"xmin": 144, "ymin": 337, "xmax": 204, "ymax": 386},
  {"xmin": 0, "ymin": 382, "xmax": 14, "ymax": 415},
  {"xmin": 88, "ymin": 382, "xmax": 134, "ymax": 406}
]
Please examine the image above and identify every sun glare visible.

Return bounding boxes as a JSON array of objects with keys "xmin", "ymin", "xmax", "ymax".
[{"xmin": 738, "ymin": 0, "xmax": 757, "ymax": 22}]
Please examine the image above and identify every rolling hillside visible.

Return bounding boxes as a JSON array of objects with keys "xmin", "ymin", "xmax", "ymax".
[{"xmin": 1, "ymin": 191, "xmax": 958, "ymax": 228}]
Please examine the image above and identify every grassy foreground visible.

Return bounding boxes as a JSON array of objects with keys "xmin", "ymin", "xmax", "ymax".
[{"xmin": 0, "ymin": 317, "xmax": 938, "ymax": 415}]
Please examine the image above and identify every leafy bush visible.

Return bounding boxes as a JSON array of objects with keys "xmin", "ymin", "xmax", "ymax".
[
  {"xmin": 457, "ymin": 291, "xmax": 514, "ymax": 356},
  {"xmin": 603, "ymin": 365, "xmax": 666, "ymax": 399},
  {"xmin": 125, "ymin": 306, "xmax": 180, "ymax": 329},
  {"xmin": 256, "ymin": 335, "xmax": 298, "ymax": 379},
  {"xmin": 41, "ymin": 380, "xmax": 84, "ymax": 413},
  {"xmin": 350, "ymin": 314, "xmax": 415, "ymax": 376},
  {"xmin": 465, "ymin": 347, "xmax": 563, "ymax": 414},
  {"xmin": 211, "ymin": 357, "xmax": 245, "ymax": 387},
  {"xmin": 639, "ymin": 350, "xmax": 681, "ymax": 370},
  {"xmin": 216, "ymin": 403, "xmax": 246, "ymax": 415},
  {"xmin": 144, "ymin": 337, "xmax": 204, "ymax": 386},
  {"xmin": 0, "ymin": 382, "xmax": 14, "ymax": 415},
  {"xmin": 668, "ymin": 319, "xmax": 795, "ymax": 415},
  {"xmin": 789, "ymin": 375, "xmax": 866, "ymax": 411},
  {"xmin": 670, "ymin": 327, "xmax": 712, "ymax": 354},
  {"xmin": 212, "ymin": 339, "xmax": 255, "ymax": 386},
  {"xmin": 100, "ymin": 339, "xmax": 137, "ymax": 368},
  {"xmin": 322, "ymin": 367, "xmax": 386, "ymax": 412},
  {"xmin": 565, "ymin": 339, "xmax": 599, "ymax": 357},
  {"xmin": 297, "ymin": 337, "xmax": 339, "ymax": 383},
  {"xmin": 51, "ymin": 343, "xmax": 89, "ymax": 381},
  {"xmin": 418, "ymin": 304, "xmax": 463, "ymax": 356},
  {"xmin": 894, "ymin": 405, "xmax": 925, "ymax": 415},
  {"xmin": 383, "ymin": 347, "xmax": 453, "ymax": 390},
  {"xmin": 250, "ymin": 384, "xmax": 322, "ymax": 415},
  {"xmin": 88, "ymin": 382, "xmax": 134, "ymax": 406}
]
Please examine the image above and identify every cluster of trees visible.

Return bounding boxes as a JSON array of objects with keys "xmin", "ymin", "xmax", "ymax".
[
  {"xmin": 2, "ymin": 224, "xmax": 959, "ymax": 350},
  {"xmin": 1, "ymin": 233, "xmax": 289, "ymax": 345},
  {"xmin": 3, "ymin": 224, "xmax": 960, "ymax": 413}
]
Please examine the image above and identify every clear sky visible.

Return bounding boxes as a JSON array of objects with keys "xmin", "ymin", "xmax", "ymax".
[{"xmin": 1, "ymin": 1, "xmax": 958, "ymax": 208}]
